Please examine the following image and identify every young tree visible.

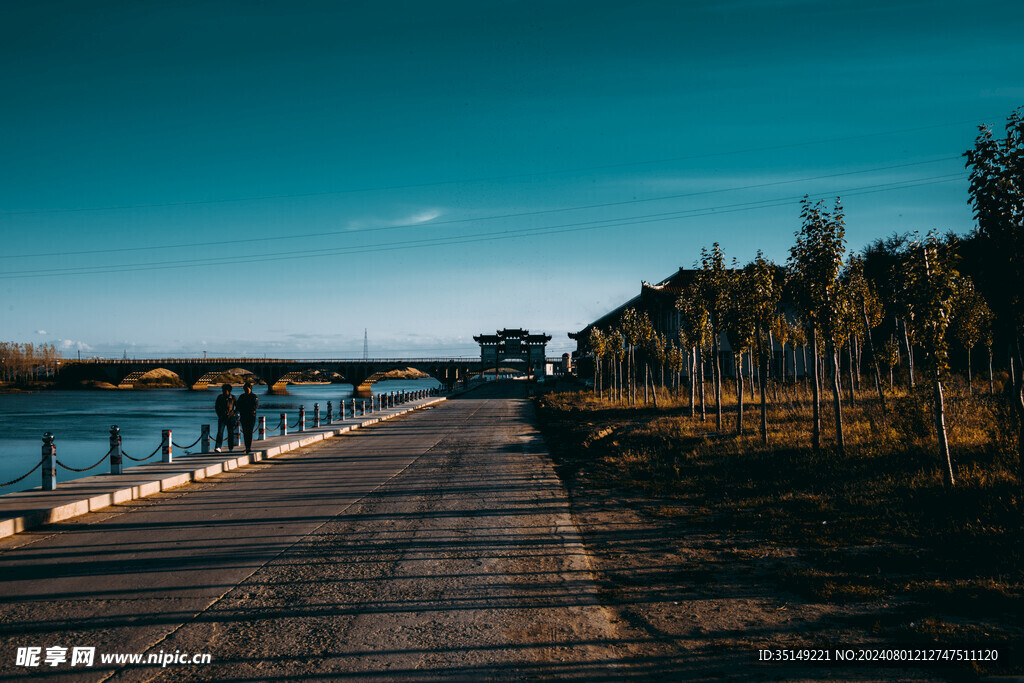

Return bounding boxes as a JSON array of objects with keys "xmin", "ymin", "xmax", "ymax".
[
  {"xmin": 743, "ymin": 252, "xmax": 781, "ymax": 443},
  {"xmin": 586, "ymin": 327, "xmax": 607, "ymax": 397},
  {"xmin": 901, "ymin": 232, "xmax": 961, "ymax": 487},
  {"xmin": 725, "ymin": 264, "xmax": 756, "ymax": 436},
  {"xmin": 677, "ymin": 286, "xmax": 713, "ymax": 420},
  {"xmin": 844, "ymin": 254, "xmax": 887, "ymax": 408},
  {"xmin": 695, "ymin": 244, "xmax": 731, "ymax": 432},
  {"xmin": 951, "ymin": 277, "xmax": 994, "ymax": 396},
  {"xmin": 965, "ymin": 107, "xmax": 1024, "ymax": 483},
  {"xmin": 612, "ymin": 329, "xmax": 626, "ymax": 403},
  {"xmin": 788, "ymin": 196, "xmax": 848, "ymax": 454}
]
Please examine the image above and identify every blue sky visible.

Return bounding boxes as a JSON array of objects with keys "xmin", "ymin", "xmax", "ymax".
[{"xmin": 2, "ymin": 0, "xmax": 1022, "ymax": 358}]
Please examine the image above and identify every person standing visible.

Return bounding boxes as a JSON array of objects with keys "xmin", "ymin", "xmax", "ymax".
[
  {"xmin": 236, "ymin": 382, "xmax": 259, "ymax": 454},
  {"xmin": 214, "ymin": 383, "xmax": 237, "ymax": 452}
]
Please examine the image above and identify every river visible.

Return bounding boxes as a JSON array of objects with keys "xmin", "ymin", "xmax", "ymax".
[{"xmin": 0, "ymin": 379, "xmax": 441, "ymax": 494}]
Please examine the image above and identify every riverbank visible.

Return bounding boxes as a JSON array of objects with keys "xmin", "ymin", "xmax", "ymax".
[{"xmin": 533, "ymin": 384, "xmax": 1022, "ymax": 677}]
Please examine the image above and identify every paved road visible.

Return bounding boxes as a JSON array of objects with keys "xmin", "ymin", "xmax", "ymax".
[{"xmin": 0, "ymin": 383, "xmax": 628, "ymax": 681}]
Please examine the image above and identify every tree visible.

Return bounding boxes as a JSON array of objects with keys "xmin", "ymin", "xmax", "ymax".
[
  {"xmin": 725, "ymin": 261, "xmax": 756, "ymax": 436},
  {"xmin": 951, "ymin": 277, "xmax": 994, "ymax": 395},
  {"xmin": 744, "ymin": 252, "xmax": 782, "ymax": 444},
  {"xmin": 965, "ymin": 107, "xmax": 1024, "ymax": 484},
  {"xmin": 788, "ymin": 196, "xmax": 847, "ymax": 454},
  {"xmin": 695, "ymin": 244, "xmax": 731, "ymax": 432},
  {"xmin": 586, "ymin": 327, "xmax": 607, "ymax": 397},
  {"xmin": 844, "ymin": 254, "xmax": 886, "ymax": 408},
  {"xmin": 901, "ymin": 232, "xmax": 960, "ymax": 487},
  {"xmin": 677, "ymin": 284, "xmax": 713, "ymax": 421}
]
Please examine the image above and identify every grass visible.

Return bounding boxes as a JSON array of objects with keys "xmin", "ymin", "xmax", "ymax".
[{"xmin": 534, "ymin": 374, "xmax": 1022, "ymax": 656}]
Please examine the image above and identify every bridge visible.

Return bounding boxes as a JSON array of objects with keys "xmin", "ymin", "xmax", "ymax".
[
  {"xmin": 57, "ymin": 357, "xmax": 485, "ymax": 395},
  {"xmin": 56, "ymin": 330, "xmax": 563, "ymax": 396}
]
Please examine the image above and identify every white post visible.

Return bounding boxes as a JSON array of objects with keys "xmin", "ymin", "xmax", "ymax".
[
  {"xmin": 42, "ymin": 432, "xmax": 56, "ymax": 490},
  {"xmin": 314, "ymin": 403, "xmax": 320, "ymax": 428},
  {"xmin": 162, "ymin": 429, "xmax": 172, "ymax": 463},
  {"xmin": 258, "ymin": 416, "xmax": 266, "ymax": 441},
  {"xmin": 281, "ymin": 412, "xmax": 288, "ymax": 436},
  {"xmin": 110, "ymin": 425, "xmax": 123, "ymax": 474}
]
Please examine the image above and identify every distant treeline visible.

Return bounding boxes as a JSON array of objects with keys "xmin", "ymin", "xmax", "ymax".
[{"xmin": 0, "ymin": 342, "xmax": 63, "ymax": 383}]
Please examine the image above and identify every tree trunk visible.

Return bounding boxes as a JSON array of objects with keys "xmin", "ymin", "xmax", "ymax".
[
  {"xmin": 791, "ymin": 342, "xmax": 798, "ymax": 390},
  {"xmin": 713, "ymin": 333, "xmax": 723, "ymax": 431},
  {"xmin": 900, "ymin": 317, "xmax": 915, "ymax": 388},
  {"xmin": 735, "ymin": 353, "xmax": 744, "ymax": 435},
  {"xmin": 689, "ymin": 347, "xmax": 696, "ymax": 417},
  {"xmin": 853, "ymin": 334, "xmax": 862, "ymax": 393},
  {"xmin": 757, "ymin": 328, "xmax": 768, "ymax": 444},
  {"xmin": 644, "ymin": 359, "xmax": 649, "ymax": 405},
  {"xmin": 747, "ymin": 350, "xmax": 755, "ymax": 401},
  {"xmin": 699, "ymin": 346, "xmax": 707, "ymax": 422},
  {"xmin": 769, "ymin": 330, "xmax": 779, "ymax": 402},
  {"xmin": 862, "ymin": 303, "xmax": 885, "ymax": 409},
  {"xmin": 648, "ymin": 365, "xmax": 658, "ymax": 408},
  {"xmin": 617, "ymin": 359, "xmax": 623, "ymax": 403},
  {"xmin": 847, "ymin": 341, "xmax": 857, "ymax": 409},
  {"xmin": 810, "ymin": 329, "xmax": 821, "ymax": 452},
  {"xmin": 831, "ymin": 345, "xmax": 845, "ymax": 456},
  {"xmin": 803, "ymin": 343, "xmax": 811, "ymax": 398},
  {"xmin": 626, "ymin": 347, "xmax": 631, "ymax": 405},
  {"xmin": 967, "ymin": 345, "xmax": 973, "ymax": 396},
  {"xmin": 934, "ymin": 372, "xmax": 955, "ymax": 488},
  {"xmin": 989, "ymin": 345, "xmax": 994, "ymax": 395}
]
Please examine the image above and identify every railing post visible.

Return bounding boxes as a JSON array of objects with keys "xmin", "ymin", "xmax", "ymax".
[
  {"xmin": 281, "ymin": 412, "xmax": 288, "ymax": 436},
  {"xmin": 233, "ymin": 420, "xmax": 241, "ymax": 448},
  {"xmin": 42, "ymin": 432, "xmax": 56, "ymax": 490},
  {"xmin": 110, "ymin": 425, "xmax": 123, "ymax": 475},
  {"xmin": 326, "ymin": 401, "xmax": 333, "ymax": 425},
  {"xmin": 314, "ymin": 403, "xmax": 320, "ymax": 428},
  {"xmin": 258, "ymin": 416, "xmax": 266, "ymax": 441},
  {"xmin": 201, "ymin": 424, "xmax": 211, "ymax": 453},
  {"xmin": 162, "ymin": 429, "xmax": 172, "ymax": 463},
  {"xmin": 361, "ymin": 399, "xmax": 365, "ymax": 416},
  {"xmin": 340, "ymin": 399, "xmax": 346, "ymax": 422}
]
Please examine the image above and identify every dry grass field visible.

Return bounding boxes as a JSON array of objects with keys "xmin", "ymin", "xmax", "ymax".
[{"xmin": 535, "ymin": 376, "xmax": 1022, "ymax": 676}]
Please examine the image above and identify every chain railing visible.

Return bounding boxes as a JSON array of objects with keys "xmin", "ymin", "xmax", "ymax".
[
  {"xmin": 122, "ymin": 443, "xmax": 162, "ymax": 462},
  {"xmin": 0, "ymin": 458, "xmax": 45, "ymax": 488},
  {"xmin": 2, "ymin": 390, "xmax": 441, "ymax": 492},
  {"xmin": 56, "ymin": 450, "xmax": 112, "ymax": 472}
]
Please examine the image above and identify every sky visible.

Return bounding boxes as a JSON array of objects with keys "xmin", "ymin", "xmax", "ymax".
[{"xmin": 1, "ymin": 0, "xmax": 1022, "ymax": 358}]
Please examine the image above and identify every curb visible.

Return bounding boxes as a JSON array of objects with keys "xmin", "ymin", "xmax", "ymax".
[{"xmin": 0, "ymin": 397, "xmax": 447, "ymax": 540}]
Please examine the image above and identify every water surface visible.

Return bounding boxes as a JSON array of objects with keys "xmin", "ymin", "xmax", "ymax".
[{"xmin": 0, "ymin": 379, "xmax": 440, "ymax": 493}]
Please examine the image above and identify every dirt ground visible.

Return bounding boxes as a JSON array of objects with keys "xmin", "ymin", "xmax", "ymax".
[{"xmin": 536, "ymin": 391, "xmax": 1017, "ymax": 681}]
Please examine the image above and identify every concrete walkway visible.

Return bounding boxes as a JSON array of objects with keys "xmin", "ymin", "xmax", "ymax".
[
  {"xmin": 0, "ymin": 396, "xmax": 445, "ymax": 539},
  {"xmin": 0, "ymin": 383, "xmax": 628, "ymax": 681}
]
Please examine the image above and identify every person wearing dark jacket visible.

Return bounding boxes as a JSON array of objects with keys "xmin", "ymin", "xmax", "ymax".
[
  {"xmin": 214, "ymin": 383, "xmax": 237, "ymax": 452},
  {"xmin": 235, "ymin": 382, "xmax": 259, "ymax": 454}
]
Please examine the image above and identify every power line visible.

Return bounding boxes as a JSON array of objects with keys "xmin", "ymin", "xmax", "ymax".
[
  {"xmin": 0, "ymin": 155, "xmax": 962, "ymax": 260},
  {"xmin": 0, "ymin": 172, "xmax": 966, "ymax": 280},
  {"xmin": 0, "ymin": 115, "xmax": 995, "ymax": 218}
]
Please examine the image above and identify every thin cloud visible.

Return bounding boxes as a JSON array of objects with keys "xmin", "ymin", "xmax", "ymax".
[{"xmin": 346, "ymin": 208, "xmax": 442, "ymax": 232}]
